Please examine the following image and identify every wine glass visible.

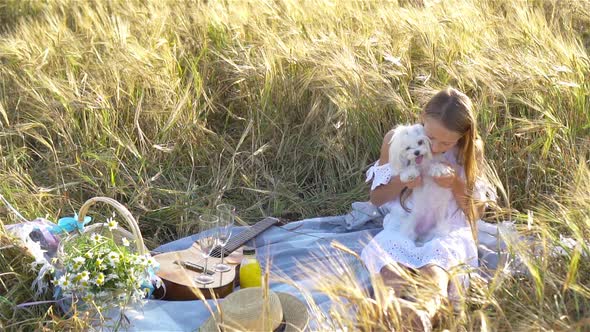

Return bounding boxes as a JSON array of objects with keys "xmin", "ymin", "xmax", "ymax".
[
  {"xmin": 213, "ymin": 204, "xmax": 235, "ymax": 272},
  {"xmin": 194, "ymin": 213, "xmax": 218, "ymax": 285}
]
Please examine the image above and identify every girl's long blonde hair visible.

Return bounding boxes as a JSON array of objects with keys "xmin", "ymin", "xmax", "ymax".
[{"xmin": 423, "ymin": 87, "xmax": 481, "ymax": 243}]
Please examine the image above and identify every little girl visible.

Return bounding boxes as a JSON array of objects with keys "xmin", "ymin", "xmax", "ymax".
[{"xmin": 361, "ymin": 87, "xmax": 495, "ymax": 329}]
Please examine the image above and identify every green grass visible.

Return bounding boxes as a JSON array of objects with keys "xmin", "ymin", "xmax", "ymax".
[{"xmin": 0, "ymin": 0, "xmax": 589, "ymax": 330}]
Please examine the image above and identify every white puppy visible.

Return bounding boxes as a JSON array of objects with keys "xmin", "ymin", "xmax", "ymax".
[{"xmin": 387, "ymin": 124, "xmax": 455, "ymax": 245}]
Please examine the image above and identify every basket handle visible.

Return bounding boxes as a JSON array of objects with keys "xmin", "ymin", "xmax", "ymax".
[{"xmin": 77, "ymin": 197, "xmax": 146, "ymax": 255}]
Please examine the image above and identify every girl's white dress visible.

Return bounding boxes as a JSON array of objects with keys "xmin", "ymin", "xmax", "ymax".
[{"xmin": 360, "ymin": 147, "xmax": 495, "ymax": 302}]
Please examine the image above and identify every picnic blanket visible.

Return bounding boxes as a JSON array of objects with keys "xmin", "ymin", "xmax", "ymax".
[{"xmin": 104, "ymin": 201, "xmax": 524, "ymax": 331}]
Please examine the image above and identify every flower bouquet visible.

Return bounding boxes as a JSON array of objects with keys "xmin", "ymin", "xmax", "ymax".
[{"xmin": 50, "ymin": 197, "xmax": 160, "ymax": 327}]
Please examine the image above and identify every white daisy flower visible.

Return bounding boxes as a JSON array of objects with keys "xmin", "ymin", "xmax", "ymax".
[
  {"xmin": 94, "ymin": 272, "xmax": 105, "ymax": 286},
  {"xmin": 54, "ymin": 274, "xmax": 71, "ymax": 289},
  {"xmin": 72, "ymin": 257, "xmax": 86, "ymax": 270},
  {"xmin": 147, "ymin": 256, "xmax": 159, "ymax": 269},
  {"xmin": 94, "ymin": 257, "xmax": 104, "ymax": 268},
  {"xmin": 122, "ymin": 237, "xmax": 130, "ymax": 247},
  {"xmin": 136, "ymin": 255, "xmax": 148, "ymax": 266},
  {"xmin": 90, "ymin": 233, "xmax": 102, "ymax": 243},
  {"xmin": 77, "ymin": 270, "xmax": 90, "ymax": 280},
  {"xmin": 107, "ymin": 217, "xmax": 118, "ymax": 231},
  {"xmin": 74, "ymin": 271, "xmax": 91, "ymax": 287},
  {"xmin": 107, "ymin": 252, "xmax": 120, "ymax": 265}
]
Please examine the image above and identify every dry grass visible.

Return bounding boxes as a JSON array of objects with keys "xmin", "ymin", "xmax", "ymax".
[{"xmin": 0, "ymin": 0, "xmax": 589, "ymax": 330}]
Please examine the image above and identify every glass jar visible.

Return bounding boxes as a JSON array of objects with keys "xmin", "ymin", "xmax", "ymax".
[{"xmin": 239, "ymin": 246, "xmax": 262, "ymax": 288}]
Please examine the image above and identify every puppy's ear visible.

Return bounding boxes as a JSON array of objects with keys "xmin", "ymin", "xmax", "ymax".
[
  {"xmin": 388, "ymin": 125, "xmax": 407, "ymax": 172},
  {"xmin": 415, "ymin": 125, "xmax": 433, "ymax": 159}
]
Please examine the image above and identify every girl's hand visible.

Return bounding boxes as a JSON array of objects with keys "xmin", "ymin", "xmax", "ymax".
[
  {"xmin": 433, "ymin": 174, "xmax": 455, "ymax": 188},
  {"xmin": 432, "ymin": 163, "xmax": 457, "ymax": 188},
  {"xmin": 401, "ymin": 175, "xmax": 422, "ymax": 189}
]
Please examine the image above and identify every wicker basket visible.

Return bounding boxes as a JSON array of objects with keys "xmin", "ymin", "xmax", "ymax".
[
  {"xmin": 58, "ymin": 196, "xmax": 147, "ymax": 256},
  {"xmin": 53, "ymin": 196, "xmax": 158, "ymax": 321}
]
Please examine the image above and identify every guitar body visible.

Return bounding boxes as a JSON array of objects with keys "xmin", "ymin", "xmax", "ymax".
[
  {"xmin": 154, "ymin": 217, "xmax": 281, "ymax": 301},
  {"xmin": 154, "ymin": 243, "xmax": 243, "ymax": 300}
]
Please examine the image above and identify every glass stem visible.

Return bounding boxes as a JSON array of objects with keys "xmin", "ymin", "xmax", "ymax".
[
  {"xmin": 220, "ymin": 247, "xmax": 225, "ymax": 264},
  {"xmin": 203, "ymin": 256, "xmax": 208, "ymax": 277}
]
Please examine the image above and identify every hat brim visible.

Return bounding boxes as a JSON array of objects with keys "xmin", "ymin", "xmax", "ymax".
[{"xmin": 200, "ymin": 292, "xmax": 309, "ymax": 332}]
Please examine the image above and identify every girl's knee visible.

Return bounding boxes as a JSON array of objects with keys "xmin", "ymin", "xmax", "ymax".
[
  {"xmin": 380, "ymin": 266, "xmax": 406, "ymax": 282},
  {"xmin": 419, "ymin": 264, "xmax": 448, "ymax": 279},
  {"xmin": 418, "ymin": 264, "xmax": 450, "ymax": 293},
  {"xmin": 378, "ymin": 266, "xmax": 412, "ymax": 297}
]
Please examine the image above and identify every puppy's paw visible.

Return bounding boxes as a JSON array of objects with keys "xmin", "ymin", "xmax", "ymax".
[
  {"xmin": 400, "ymin": 166, "xmax": 420, "ymax": 183},
  {"xmin": 429, "ymin": 163, "xmax": 454, "ymax": 177}
]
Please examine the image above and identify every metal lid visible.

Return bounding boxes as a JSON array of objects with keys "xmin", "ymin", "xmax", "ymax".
[{"xmin": 242, "ymin": 246, "xmax": 256, "ymax": 256}]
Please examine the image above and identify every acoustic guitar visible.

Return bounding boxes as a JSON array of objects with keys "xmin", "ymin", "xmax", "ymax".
[{"xmin": 153, "ymin": 217, "xmax": 280, "ymax": 300}]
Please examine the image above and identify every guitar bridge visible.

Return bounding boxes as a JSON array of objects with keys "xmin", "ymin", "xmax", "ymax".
[{"xmin": 174, "ymin": 260, "xmax": 215, "ymax": 275}]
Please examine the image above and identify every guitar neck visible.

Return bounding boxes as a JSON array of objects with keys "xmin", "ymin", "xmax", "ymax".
[{"xmin": 223, "ymin": 217, "xmax": 279, "ymax": 254}]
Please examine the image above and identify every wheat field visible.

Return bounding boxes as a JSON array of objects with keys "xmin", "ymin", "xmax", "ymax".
[{"xmin": 0, "ymin": 0, "xmax": 589, "ymax": 330}]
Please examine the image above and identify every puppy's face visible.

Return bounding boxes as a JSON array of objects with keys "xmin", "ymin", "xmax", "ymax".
[{"xmin": 389, "ymin": 124, "xmax": 432, "ymax": 171}]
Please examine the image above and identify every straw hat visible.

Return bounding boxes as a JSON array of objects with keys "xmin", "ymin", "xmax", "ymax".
[{"xmin": 200, "ymin": 287, "xmax": 309, "ymax": 332}]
